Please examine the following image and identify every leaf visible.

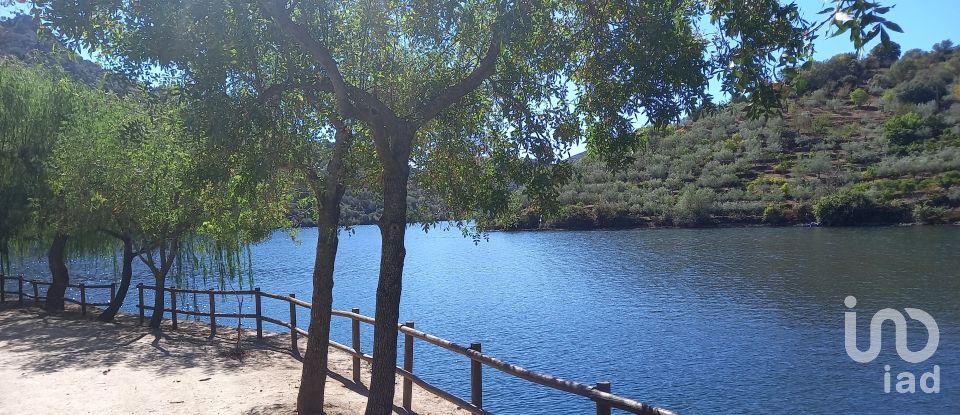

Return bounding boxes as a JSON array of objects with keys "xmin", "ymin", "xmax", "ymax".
[
  {"xmin": 863, "ymin": 26, "xmax": 881, "ymax": 44},
  {"xmin": 882, "ymin": 21, "xmax": 903, "ymax": 33}
]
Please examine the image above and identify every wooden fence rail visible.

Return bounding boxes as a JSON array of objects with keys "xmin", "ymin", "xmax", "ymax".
[
  {"xmin": 1, "ymin": 275, "xmax": 677, "ymax": 415},
  {"xmin": 0, "ymin": 274, "xmax": 116, "ymax": 316},
  {"xmin": 134, "ymin": 283, "xmax": 678, "ymax": 415}
]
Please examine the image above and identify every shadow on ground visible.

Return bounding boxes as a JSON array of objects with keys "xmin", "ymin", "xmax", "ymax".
[{"xmin": 0, "ymin": 304, "xmax": 296, "ymax": 378}]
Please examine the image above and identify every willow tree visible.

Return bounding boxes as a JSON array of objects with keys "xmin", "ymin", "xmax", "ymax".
[
  {"xmin": 61, "ymin": 88, "xmax": 293, "ymax": 324},
  {"xmin": 102, "ymin": 99, "xmax": 292, "ymax": 329},
  {"xmin": 28, "ymin": 0, "xmax": 897, "ymax": 412},
  {"xmin": 0, "ymin": 59, "xmax": 103, "ymax": 311},
  {"xmin": 43, "ymin": 87, "xmax": 146, "ymax": 320},
  {"xmin": 0, "ymin": 61, "xmax": 64, "ymax": 275}
]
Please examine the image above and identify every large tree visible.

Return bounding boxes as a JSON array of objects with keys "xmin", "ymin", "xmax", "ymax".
[
  {"xmin": 0, "ymin": 60, "xmax": 116, "ymax": 312},
  {"xmin": 26, "ymin": 0, "xmax": 897, "ymax": 413}
]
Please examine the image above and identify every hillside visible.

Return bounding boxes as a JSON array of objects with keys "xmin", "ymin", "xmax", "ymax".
[
  {"xmin": 0, "ymin": 15, "xmax": 135, "ymax": 93},
  {"xmin": 495, "ymin": 40, "xmax": 960, "ymax": 230}
]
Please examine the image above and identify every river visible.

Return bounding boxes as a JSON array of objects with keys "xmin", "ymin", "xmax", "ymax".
[{"xmin": 5, "ymin": 225, "xmax": 959, "ymax": 414}]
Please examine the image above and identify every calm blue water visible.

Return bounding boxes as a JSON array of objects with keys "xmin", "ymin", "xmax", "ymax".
[{"xmin": 5, "ymin": 226, "xmax": 960, "ymax": 414}]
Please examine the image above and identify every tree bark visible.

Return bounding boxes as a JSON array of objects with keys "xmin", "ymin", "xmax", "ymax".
[
  {"xmin": 148, "ymin": 268, "xmax": 167, "ymax": 329},
  {"xmin": 297, "ymin": 120, "xmax": 352, "ymax": 415},
  {"xmin": 44, "ymin": 232, "xmax": 69, "ymax": 312},
  {"xmin": 98, "ymin": 237, "xmax": 134, "ymax": 322},
  {"xmin": 296, "ymin": 190, "xmax": 342, "ymax": 414},
  {"xmin": 147, "ymin": 240, "xmax": 179, "ymax": 330},
  {"xmin": 365, "ymin": 153, "xmax": 411, "ymax": 415}
]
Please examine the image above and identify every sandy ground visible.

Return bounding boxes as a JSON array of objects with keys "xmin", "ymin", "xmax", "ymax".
[{"xmin": 0, "ymin": 302, "xmax": 468, "ymax": 414}]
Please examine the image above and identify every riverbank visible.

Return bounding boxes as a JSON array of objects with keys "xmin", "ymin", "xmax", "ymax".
[{"xmin": 0, "ymin": 304, "xmax": 466, "ymax": 414}]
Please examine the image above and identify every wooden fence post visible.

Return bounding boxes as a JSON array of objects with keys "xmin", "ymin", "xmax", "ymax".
[
  {"xmin": 1, "ymin": 275, "xmax": 6, "ymax": 304},
  {"xmin": 32, "ymin": 281, "xmax": 39, "ymax": 304},
  {"xmin": 403, "ymin": 321, "xmax": 415, "ymax": 412},
  {"xmin": 595, "ymin": 381, "xmax": 612, "ymax": 415},
  {"xmin": 254, "ymin": 287, "xmax": 262, "ymax": 340},
  {"xmin": 351, "ymin": 307, "xmax": 361, "ymax": 384},
  {"xmin": 18, "ymin": 275, "xmax": 23, "ymax": 305},
  {"xmin": 170, "ymin": 287, "xmax": 178, "ymax": 330},
  {"xmin": 137, "ymin": 283, "xmax": 144, "ymax": 325},
  {"xmin": 110, "ymin": 282, "xmax": 117, "ymax": 304},
  {"xmin": 208, "ymin": 289, "xmax": 216, "ymax": 336},
  {"xmin": 79, "ymin": 283, "xmax": 86, "ymax": 316},
  {"xmin": 289, "ymin": 293, "xmax": 298, "ymax": 353},
  {"xmin": 470, "ymin": 342, "xmax": 483, "ymax": 409}
]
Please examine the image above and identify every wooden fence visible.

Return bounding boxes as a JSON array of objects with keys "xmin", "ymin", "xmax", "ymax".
[
  {"xmin": 0, "ymin": 274, "xmax": 116, "ymax": 316},
  {"xmin": 1, "ymin": 275, "xmax": 678, "ymax": 415}
]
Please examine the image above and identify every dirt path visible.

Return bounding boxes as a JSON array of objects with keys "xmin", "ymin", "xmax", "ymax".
[{"xmin": 0, "ymin": 305, "xmax": 466, "ymax": 414}]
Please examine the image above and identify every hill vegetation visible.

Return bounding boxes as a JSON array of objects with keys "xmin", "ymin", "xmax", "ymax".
[{"xmin": 490, "ymin": 40, "xmax": 960, "ymax": 230}]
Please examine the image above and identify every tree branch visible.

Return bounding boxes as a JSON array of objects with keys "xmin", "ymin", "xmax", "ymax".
[
  {"xmin": 98, "ymin": 228, "xmax": 129, "ymax": 242},
  {"xmin": 256, "ymin": 0, "xmax": 363, "ymax": 120},
  {"xmin": 413, "ymin": 28, "xmax": 504, "ymax": 125},
  {"xmin": 139, "ymin": 249, "xmax": 160, "ymax": 276}
]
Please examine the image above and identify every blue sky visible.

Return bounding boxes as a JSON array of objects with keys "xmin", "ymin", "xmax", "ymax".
[{"xmin": 798, "ymin": 0, "xmax": 958, "ymax": 58}]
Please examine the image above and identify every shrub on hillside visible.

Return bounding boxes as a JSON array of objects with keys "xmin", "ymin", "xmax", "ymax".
[
  {"xmin": 762, "ymin": 203, "xmax": 789, "ymax": 225},
  {"xmin": 793, "ymin": 152, "xmax": 833, "ymax": 180},
  {"xmin": 813, "ymin": 190, "xmax": 904, "ymax": 225},
  {"xmin": 873, "ymin": 147, "xmax": 960, "ymax": 176},
  {"xmin": 546, "ymin": 204, "xmax": 596, "ymax": 230},
  {"xmin": 883, "ymin": 112, "xmax": 945, "ymax": 145},
  {"xmin": 673, "ymin": 187, "xmax": 715, "ymax": 226},
  {"xmin": 895, "ymin": 75, "xmax": 947, "ymax": 104},
  {"xmin": 912, "ymin": 203, "xmax": 947, "ymax": 224},
  {"xmin": 811, "ymin": 113, "xmax": 833, "ymax": 135},
  {"xmin": 795, "ymin": 111, "xmax": 813, "ymax": 133},
  {"xmin": 850, "ymin": 88, "xmax": 869, "ymax": 106},
  {"xmin": 866, "ymin": 40, "xmax": 901, "ymax": 69},
  {"xmin": 802, "ymin": 53, "xmax": 863, "ymax": 92}
]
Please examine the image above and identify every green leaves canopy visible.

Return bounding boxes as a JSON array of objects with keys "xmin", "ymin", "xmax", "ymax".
[
  {"xmin": 0, "ymin": 60, "xmax": 80, "ymax": 270},
  {"xmin": 26, "ymin": 0, "xmax": 895, "ymax": 219}
]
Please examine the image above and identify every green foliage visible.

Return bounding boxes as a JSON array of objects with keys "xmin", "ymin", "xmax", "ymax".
[
  {"xmin": 850, "ymin": 88, "xmax": 869, "ymax": 106},
  {"xmin": 912, "ymin": 203, "xmax": 947, "ymax": 224},
  {"xmin": 747, "ymin": 175, "xmax": 788, "ymax": 194},
  {"xmin": 883, "ymin": 112, "xmax": 944, "ymax": 145},
  {"xmin": 673, "ymin": 186, "xmax": 714, "ymax": 226},
  {"xmin": 811, "ymin": 113, "xmax": 834, "ymax": 135},
  {"xmin": 813, "ymin": 190, "xmax": 902, "ymax": 226},
  {"xmin": 895, "ymin": 75, "xmax": 947, "ymax": 104},
  {"xmin": 492, "ymin": 42, "xmax": 960, "ymax": 229},
  {"xmin": 762, "ymin": 203, "xmax": 788, "ymax": 225},
  {"xmin": 0, "ymin": 60, "xmax": 82, "ymax": 271}
]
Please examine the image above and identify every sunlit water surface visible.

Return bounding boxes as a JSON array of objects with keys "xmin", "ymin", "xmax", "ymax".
[{"xmin": 6, "ymin": 226, "xmax": 959, "ymax": 414}]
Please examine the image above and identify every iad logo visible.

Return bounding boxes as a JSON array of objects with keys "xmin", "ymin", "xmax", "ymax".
[{"xmin": 844, "ymin": 295, "xmax": 940, "ymax": 394}]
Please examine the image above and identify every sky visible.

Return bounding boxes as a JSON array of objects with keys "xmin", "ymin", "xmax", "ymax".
[{"xmin": 2, "ymin": 1, "xmax": 957, "ymax": 155}]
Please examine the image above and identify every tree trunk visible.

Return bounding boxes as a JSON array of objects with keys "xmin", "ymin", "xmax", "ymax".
[
  {"xmin": 148, "ymin": 269, "xmax": 166, "ymax": 329},
  {"xmin": 147, "ymin": 240, "xmax": 179, "ymax": 330},
  {"xmin": 296, "ymin": 192, "xmax": 342, "ymax": 414},
  {"xmin": 365, "ymin": 161, "xmax": 410, "ymax": 415},
  {"xmin": 44, "ymin": 232, "xmax": 69, "ymax": 312},
  {"xmin": 298, "ymin": 121, "xmax": 351, "ymax": 414},
  {"xmin": 98, "ymin": 237, "xmax": 134, "ymax": 322}
]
